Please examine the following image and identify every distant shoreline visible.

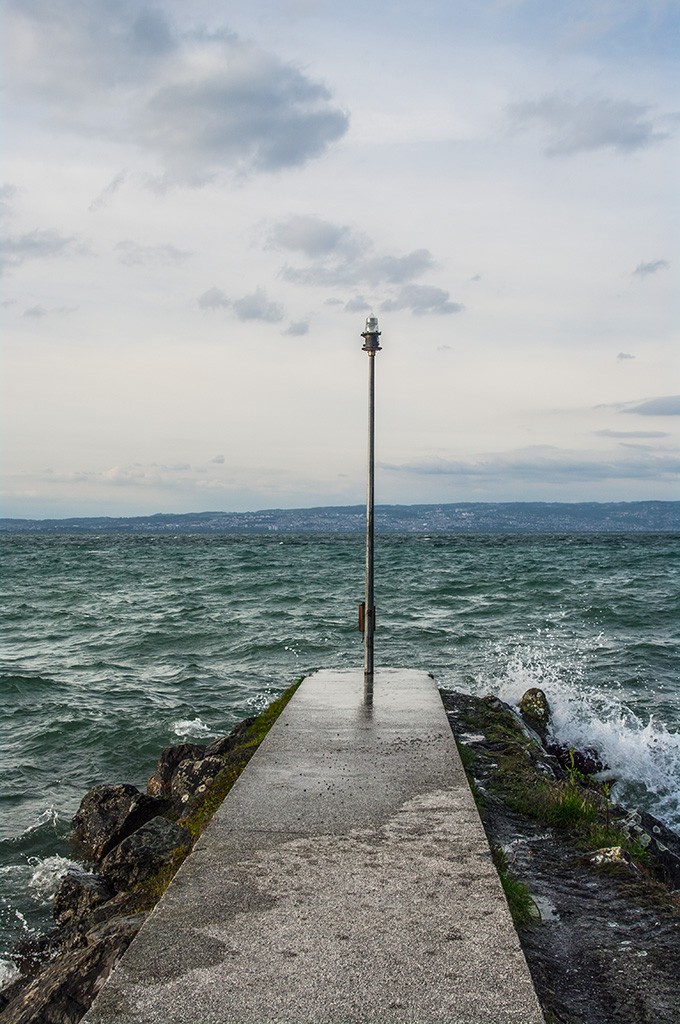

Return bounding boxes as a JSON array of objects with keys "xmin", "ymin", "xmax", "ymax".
[{"xmin": 1, "ymin": 501, "xmax": 679, "ymax": 534}]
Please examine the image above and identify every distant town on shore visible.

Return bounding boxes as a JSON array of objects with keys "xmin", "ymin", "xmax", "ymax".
[{"xmin": 1, "ymin": 502, "xmax": 679, "ymax": 534}]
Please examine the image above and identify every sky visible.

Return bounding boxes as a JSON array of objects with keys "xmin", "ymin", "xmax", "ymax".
[{"xmin": 2, "ymin": 0, "xmax": 679, "ymax": 518}]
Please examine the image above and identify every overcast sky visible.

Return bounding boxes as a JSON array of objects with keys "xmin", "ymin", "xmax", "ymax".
[{"xmin": 2, "ymin": 0, "xmax": 678, "ymax": 518}]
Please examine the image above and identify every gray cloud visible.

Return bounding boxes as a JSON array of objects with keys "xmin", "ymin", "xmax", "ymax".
[
  {"xmin": 140, "ymin": 48, "xmax": 348, "ymax": 186},
  {"xmin": 508, "ymin": 93, "xmax": 670, "ymax": 156},
  {"xmin": 0, "ymin": 229, "xmax": 80, "ymax": 274},
  {"xmin": 380, "ymin": 284, "xmax": 464, "ymax": 316},
  {"xmin": 270, "ymin": 215, "xmax": 453, "ymax": 314},
  {"xmin": 623, "ymin": 396, "xmax": 680, "ymax": 416},
  {"xmin": 271, "ymin": 215, "xmax": 360, "ymax": 258},
  {"xmin": 115, "ymin": 240, "xmax": 192, "ymax": 266},
  {"xmin": 7, "ymin": 5, "xmax": 348, "ymax": 186},
  {"xmin": 633, "ymin": 259, "xmax": 670, "ymax": 277},
  {"xmin": 198, "ymin": 287, "xmax": 231, "ymax": 311},
  {"xmin": 344, "ymin": 295, "xmax": 371, "ymax": 313},
  {"xmin": 233, "ymin": 288, "xmax": 284, "ymax": 323},
  {"xmin": 617, "ymin": 352, "xmax": 635, "ymax": 361},
  {"xmin": 382, "ymin": 446, "xmax": 680, "ymax": 484},
  {"xmin": 595, "ymin": 429, "xmax": 669, "ymax": 439},
  {"xmin": 22, "ymin": 304, "xmax": 77, "ymax": 319},
  {"xmin": 282, "ymin": 319, "xmax": 310, "ymax": 336},
  {"xmin": 89, "ymin": 171, "xmax": 129, "ymax": 212},
  {"xmin": 0, "ymin": 183, "xmax": 18, "ymax": 217}
]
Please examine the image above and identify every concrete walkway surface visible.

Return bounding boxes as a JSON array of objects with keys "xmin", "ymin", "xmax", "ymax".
[{"xmin": 83, "ymin": 669, "xmax": 545, "ymax": 1024}]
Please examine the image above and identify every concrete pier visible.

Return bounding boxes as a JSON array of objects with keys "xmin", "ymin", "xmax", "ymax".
[{"xmin": 84, "ymin": 669, "xmax": 544, "ymax": 1024}]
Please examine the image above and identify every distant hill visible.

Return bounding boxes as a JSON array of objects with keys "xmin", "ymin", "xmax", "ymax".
[{"xmin": 1, "ymin": 502, "xmax": 679, "ymax": 534}]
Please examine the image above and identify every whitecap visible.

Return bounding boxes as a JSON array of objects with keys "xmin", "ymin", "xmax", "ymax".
[
  {"xmin": 172, "ymin": 717, "xmax": 215, "ymax": 739},
  {"xmin": 0, "ymin": 958, "xmax": 20, "ymax": 991},
  {"xmin": 479, "ymin": 636, "xmax": 680, "ymax": 832},
  {"xmin": 27, "ymin": 855, "xmax": 81, "ymax": 904}
]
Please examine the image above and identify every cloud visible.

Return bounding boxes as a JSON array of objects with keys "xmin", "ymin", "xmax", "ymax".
[
  {"xmin": 233, "ymin": 288, "xmax": 283, "ymax": 323},
  {"xmin": 270, "ymin": 215, "xmax": 360, "ymax": 258},
  {"xmin": 282, "ymin": 320, "xmax": 310, "ymax": 336},
  {"xmin": 617, "ymin": 352, "xmax": 635, "ymax": 361},
  {"xmin": 508, "ymin": 93, "xmax": 670, "ymax": 155},
  {"xmin": 7, "ymin": 5, "xmax": 349, "ymax": 186},
  {"xmin": 89, "ymin": 171, "xmax": 129, "ymax": 212},
  {"xmin": 115, "ymin": 240, "xmax": 193, "ymax": 266},
  {"xmin": 595, "ymin": 430, "xmax": 670, "ymax": 439},
  {"xmin": 21, "ymin": 304, "xmax": 78, "ymax": 319},
  {"xmin": 139, "ymin": 45, "xmax": 349, "ymax": 186},
  {"xmin": 622, "ymin": 396, "xmax": 680, "ymax": 416},
  {"xmin": 269, "ymin": 216, "xmax": 458, "ymax": 316},
  {"xmin": 0, "ymin": 229, "xmax": 81, "ymax": 274},
  {"xmin": 211, "ymin": 454, "xmax": 225, "ymax": 464},
  {"xmin": 344, "ymin": 295, "xmax": 371, "ymax": 313},
  {"xmin": 198, "ymin": 287, "xmax": 231, "ymax": 311},
  {"xmin": 382, "ymin": 446, "xmax": 680, "ymax": 484},
  {"xmin": 633, "ymin": 259, "xmax": 670, "ymax": 277},
  {"xmin": 0, "ymin": 183, "xmax": 18, "ymax": 217},
  {"xmin": 380, "ymin": 284, "xmax": 464, "ymax": 316}
]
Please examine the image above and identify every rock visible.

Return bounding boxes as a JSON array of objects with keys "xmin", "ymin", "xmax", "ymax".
[
  {"xmin": 170, "ymin": 756, "xmax": 225, "ymax": 808},
  {"xmin": 0, "ymin": 914, "xmax": 145, "ymax": 1024},
  {"xmin": 545, "ymin": 742, "xmax": 607, "ymax": 778},
  {"xmin": 518, "ymin": 688, "xmax": 551, "ymax": 739},
  {"xmin": 622, "ymin": 809, "xmax": 680, "ymax": 888},
  {"xmin": 71, "ymin": 784, "xmax": 170, "ymax": 864},
  {"xmin": 205, "ymin": 716, "xmax": 256, "ymax": 757},
  {"xmin": 53, "ymin": 870, "xmax": 114, "ymax": 930},
  {"xmin": 100, "ymin": 817, "xmax": 192, "ymax": 891},
  {"xmin": 146, "ymin": 743, "xmax": 206, "ymax": 798}
]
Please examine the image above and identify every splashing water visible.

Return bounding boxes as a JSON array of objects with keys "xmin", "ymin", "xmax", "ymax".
[
  {"xmin": 481, "ymin": 635, "xmax": 680, "ymax": 830},
  {"xmin": 171, "ymin": 718, "xmax": 215, "ymax": 740},
  {"xmin": 27, "ymin": 855, "xmax": 81, "ymax": 905}
]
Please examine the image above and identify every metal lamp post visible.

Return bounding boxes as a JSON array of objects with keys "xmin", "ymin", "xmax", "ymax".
[{"xmin": 360, "ymin": 315, "xmax": 382, "ymax": 704}]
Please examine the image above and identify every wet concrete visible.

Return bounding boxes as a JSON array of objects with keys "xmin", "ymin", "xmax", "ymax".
[{"xmin": 83, "ymin": 669, "xmax": 544, "ymax": 1024}]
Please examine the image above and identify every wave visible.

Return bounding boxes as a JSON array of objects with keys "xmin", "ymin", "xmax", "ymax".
[
  {"xmin": 483, "ymin": 641, "xmax": 680, "ymax": 832},
  {"xmin": 27, "ymin": 855, "xmax": 81, "ymax": 905},
  {"xmin": 171, "ymin": 717, "xmax": 216, "ymax": 740}
]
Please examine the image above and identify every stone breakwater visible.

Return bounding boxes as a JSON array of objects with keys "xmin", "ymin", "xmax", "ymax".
[
  {"xmin": 1, "ymin": 681, "xmax": 679, "ymax": 1024},
  {"xmin": 0, "ymin": 683, "xmax": 301, "ymax": 1024}
]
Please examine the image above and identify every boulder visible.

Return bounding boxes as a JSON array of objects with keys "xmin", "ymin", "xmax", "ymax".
[
  {"xmin": 0, "ymin": 914, "xmax": 145, "ymax": 1024},
  {"xmin": 147, "ymin": 742, "xmax": 206, "ymax": 798},
  {"xmin": 71, "ymin": 784, "xmax": 169, "ymax": 863},
  {"xmin": 544, "ymin": 742, "xmax": 606, "ymax": 778},
  {"xmin": 53, "ymin": 870, "xmax": 114, "ymax": 930},
  {"xmin": 519, "ymin": 688, "xmax": 551, "ymax": 740},
  {"xmin": 100, "ymin": 817, "xmax": 192, "ymax": 891},
  {"xmin": 170, "ymin": 756, "xmax": 226, "ymax": 808},
  {"xmin": 205, "ymin": 716, "xmax": 256, "ymax": 757}
]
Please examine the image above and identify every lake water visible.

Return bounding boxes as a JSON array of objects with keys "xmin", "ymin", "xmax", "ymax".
[{"xmin": 1, "ymin": 531, "xmax": 678, "ymax": 979}]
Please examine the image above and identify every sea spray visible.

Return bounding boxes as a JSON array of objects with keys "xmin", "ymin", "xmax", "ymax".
[{"xmin": 484, "ymin": 637, "xmax": 680, "ymax": 829}]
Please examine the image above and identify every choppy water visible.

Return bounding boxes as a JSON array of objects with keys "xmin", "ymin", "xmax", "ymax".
[{"xmin": 1, "ymin": 532, "xmax": 679, "ymax": 980}]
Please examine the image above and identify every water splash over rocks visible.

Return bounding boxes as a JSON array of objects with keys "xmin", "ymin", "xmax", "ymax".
[{"xmin": 442, "ymin": 688, "xmax": 680, "ymax": 1024}]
